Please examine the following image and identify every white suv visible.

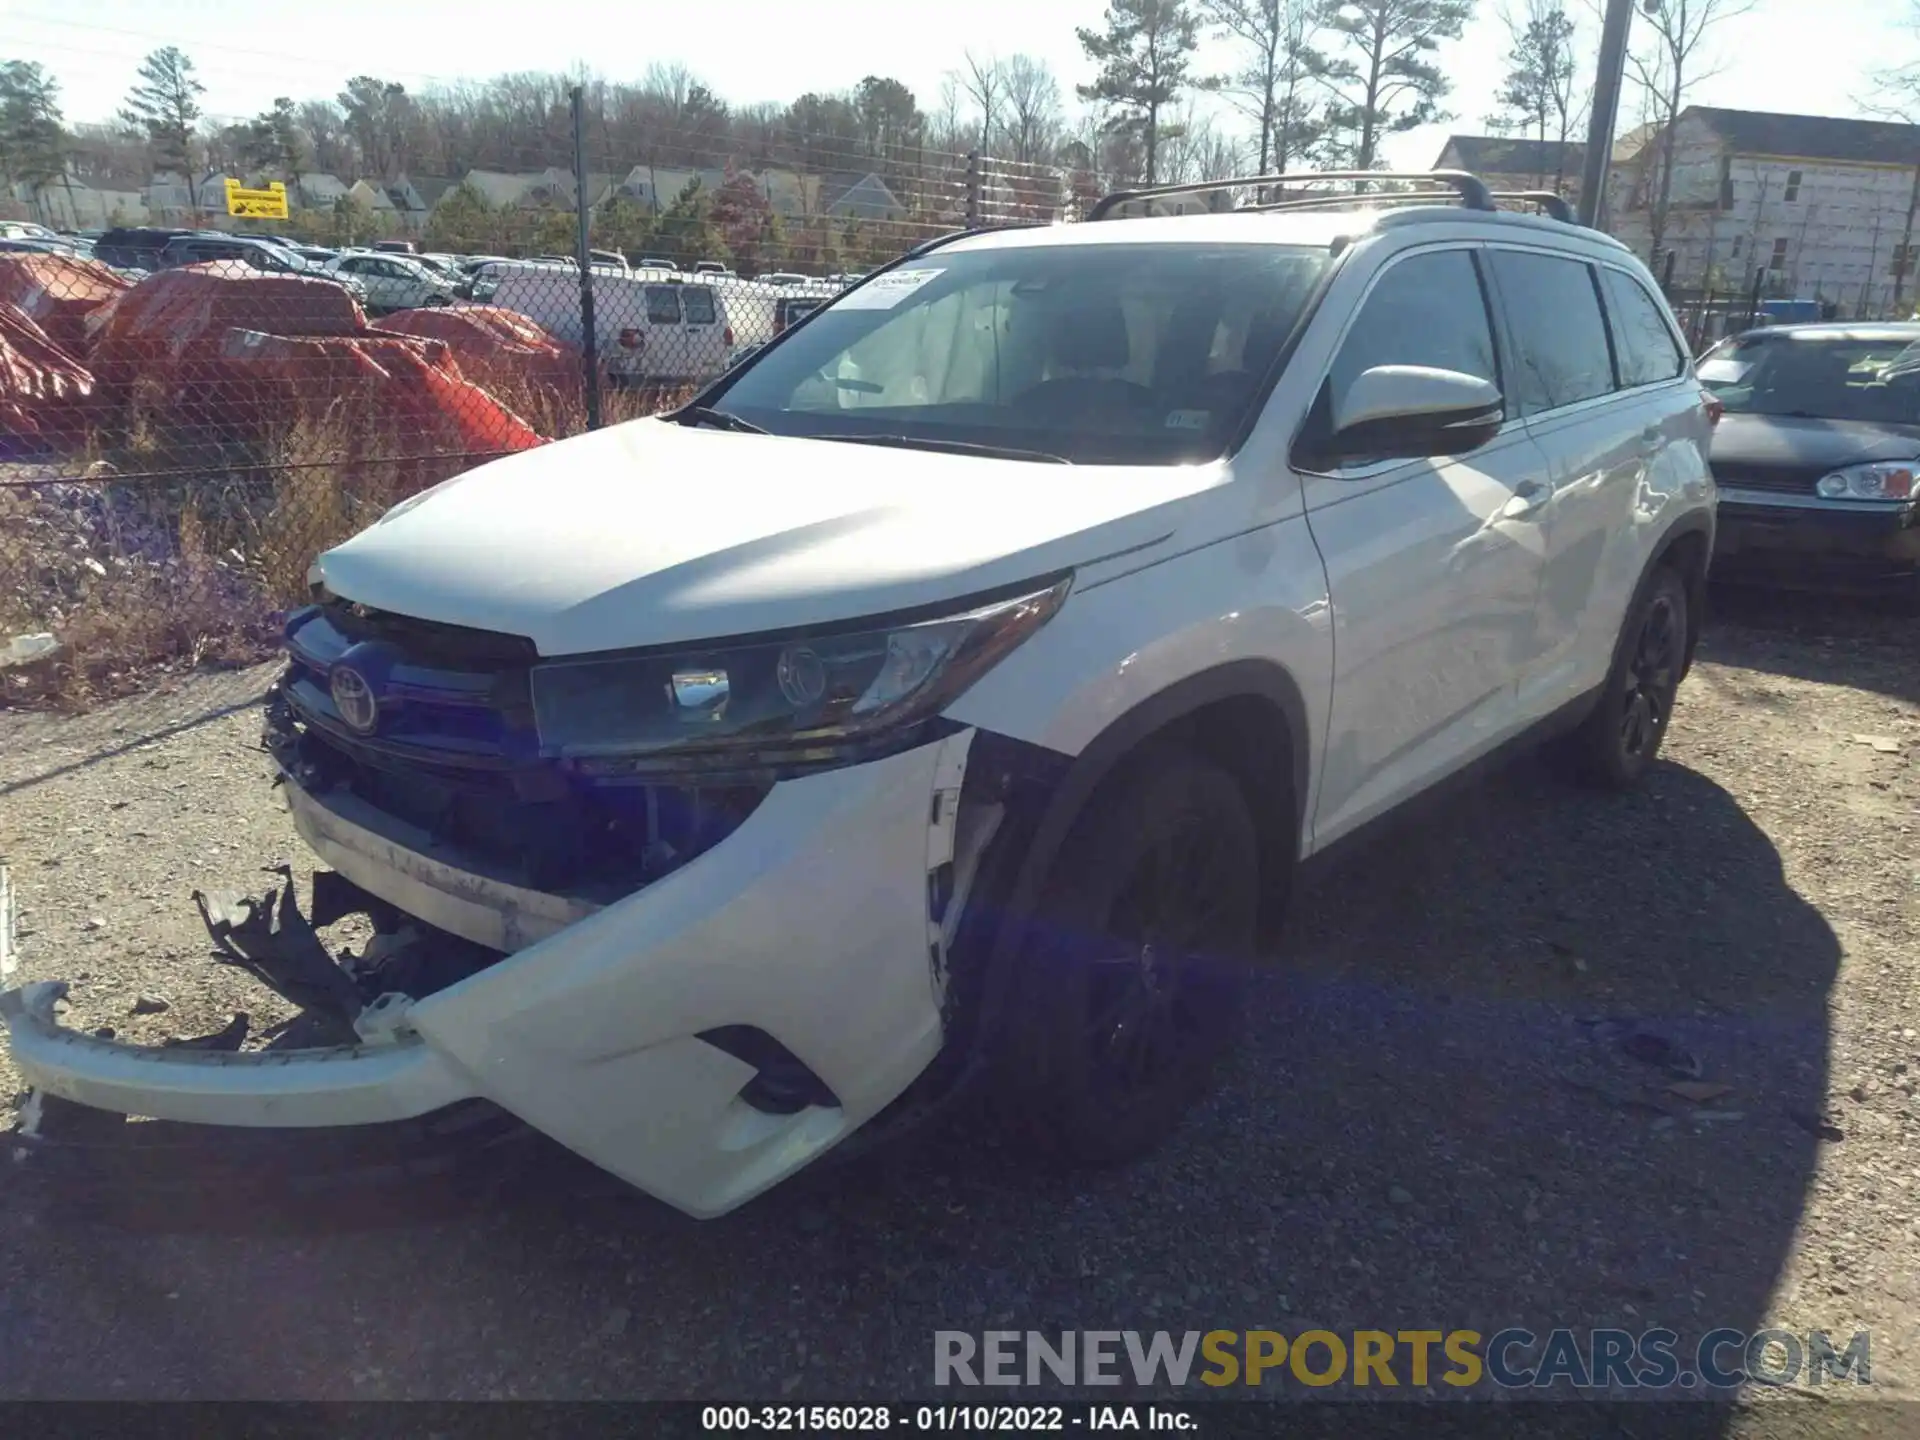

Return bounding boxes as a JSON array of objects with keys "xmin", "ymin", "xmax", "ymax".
[{"xmin": 1, "ymin": 173, "xmax": 1717, "ymax": 1218}]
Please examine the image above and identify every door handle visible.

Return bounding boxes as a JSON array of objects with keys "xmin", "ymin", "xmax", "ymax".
[{"xmin": 1504, "ymin": 480, "xmax": 1549, "ymax": 518}]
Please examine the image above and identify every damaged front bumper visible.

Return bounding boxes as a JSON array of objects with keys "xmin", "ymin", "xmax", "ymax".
[{"xmin": 0, "ymin": 727, "xmax": 997, "ymax": 1219}]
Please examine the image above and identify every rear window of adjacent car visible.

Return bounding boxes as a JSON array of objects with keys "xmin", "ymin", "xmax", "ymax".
[
  {"xmin": 682, "ymin": 286, "xmax": 717, "ymax": 325},
  {"xmin": 1327, "ymin": 248, "xmax": 1501, "ymax": 416},
  {"xmin": 1599, "ymin": 268, "xmax": 1686, "ymax": 387},
  {"xmin": 1485, "ymin": 250, "xmax": 1615, "ymax": 414},
  {"xmin": 645, "ymin": 285, "xmax": 682, "ymax": 325}
]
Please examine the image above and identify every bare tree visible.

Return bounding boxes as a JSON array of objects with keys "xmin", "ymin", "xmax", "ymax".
[
  {"xmin": 1488, "ymin": 0, "xmax": 1584, "ymax": 191},
  {"xmin": 1002, "ymin": 56, "xmax": 1064, "ymax": 163},
  {"xmin": 959, "ymin": 52, "xmax": 1006, "ymax": 153},
  {"xmin": 1624, "ymin": 0, "xmax": 1755, "ymax": 265},
  {"xmin": 1870, "ymin": 1, "xmax": 1920, "ymax": 307},
  {"xmin": 1202, "ymin": 0, "xmax": 1326, "ymax": 173}
]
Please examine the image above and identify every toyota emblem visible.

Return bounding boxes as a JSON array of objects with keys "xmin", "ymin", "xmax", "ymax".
[{"xmin": 329, "ymin": 665, "xmax": 379, "ymax": 735}]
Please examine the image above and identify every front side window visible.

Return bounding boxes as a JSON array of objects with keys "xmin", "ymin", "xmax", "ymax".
[
  {"xmin": 1485, "ymin": 249, "xmax": 1615, "ymax": 413},
  {"xmin": 1699, "ymin": 332, "xmax": 1920, "ymax": 424},
  {"xmin": 1599, "ymin": 268, "xmax": 1686, "ymax": 387},
  {"xmin": 1326, "ymin": 248, "xmax": 1500, "ymax": 415},
  {"xmin": 712, "ymin": 241, "xmax": 1330, "ymax": 464}
]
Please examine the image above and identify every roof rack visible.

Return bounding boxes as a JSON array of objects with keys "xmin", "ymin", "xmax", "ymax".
[
  {"xmin": 1488, "ymin": 190, "xmax": 1576, "ymax": 224},
  {"xmin": 1086, "ymin": 169, "xmax": 1495, "ymax": 221}
]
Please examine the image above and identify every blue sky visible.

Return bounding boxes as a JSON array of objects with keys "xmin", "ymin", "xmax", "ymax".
[{"xmin": 2, "ymin": 0, "xmax": 1912, "ymax": 171}]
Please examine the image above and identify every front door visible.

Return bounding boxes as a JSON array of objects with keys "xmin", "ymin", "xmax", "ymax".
[{"xmin": 1299, "ymin": 244, "xmax": 1553, "ymax": 848}]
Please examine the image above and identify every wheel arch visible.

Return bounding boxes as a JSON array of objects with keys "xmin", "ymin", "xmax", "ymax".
[
  {"xmin": 971, "ymin": 660, "xmax": 1312, "ymax": 1053},
  {"xmin": 1647, "ymin": 509, "xmax": 1714, "ymax": 677}
]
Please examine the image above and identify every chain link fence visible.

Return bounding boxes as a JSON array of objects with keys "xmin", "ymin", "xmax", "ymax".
[{"xmin": 1, "ymin": 101, "xmax": 1071, "ymax": 707}]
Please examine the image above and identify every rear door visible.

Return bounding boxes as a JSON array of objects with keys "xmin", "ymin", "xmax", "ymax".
[
  {"xmin": 679, "ymin": 283, "xmax": 726, "ymax": 379},
  {"xmin": 1298, "ymin": 243, "xmax": 1556, "ymax": 847}
]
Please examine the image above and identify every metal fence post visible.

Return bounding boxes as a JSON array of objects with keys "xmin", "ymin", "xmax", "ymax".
[
  {"xmin": 966, "ymin": 151, "xmax": 983, "ymax": 228},
  {"xmin": 570, "ymin": 84, "xmax": 602, "ymax": 431},
  {"xmin": 1747, "ymin": 266, "xmax": 1765, "ymax": 328},
  {"xmin": 1660, "ymin": 248, "xmax": 1678, "ymax": 298}
]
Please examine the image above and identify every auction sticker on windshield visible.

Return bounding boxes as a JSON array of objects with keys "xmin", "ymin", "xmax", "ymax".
[{"xmin": 835, "ymin": 268, "xmax": 945, "ymax": 309}]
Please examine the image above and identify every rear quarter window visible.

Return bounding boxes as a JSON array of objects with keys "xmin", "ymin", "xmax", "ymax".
[
  {"xmin": 683, "ymin": 287, "xmax": 717, "ymax": 324},
  {"xmin": 1599, "ymin": 268, "xmax": 1687, "ymax": 387}
]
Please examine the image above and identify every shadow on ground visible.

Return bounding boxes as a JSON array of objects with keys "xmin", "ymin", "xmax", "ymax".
[{"xmin": 1705, "ymin": 581, "xmax": 1920, "ymax": 704}]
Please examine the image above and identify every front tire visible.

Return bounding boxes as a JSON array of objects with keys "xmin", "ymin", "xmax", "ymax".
[
  {"xmin": 993, "ymin": 752, "xmax": 1260, "ymax": 1166},
  {"xmin": 1556, "ymin": 564, "xmax": 1689, "ymax": 789}
]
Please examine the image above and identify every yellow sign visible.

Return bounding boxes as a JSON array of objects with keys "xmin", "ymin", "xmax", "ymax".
[{"xmin": 225, "ymin": 179, "xmax": 289, "ymax": 219}]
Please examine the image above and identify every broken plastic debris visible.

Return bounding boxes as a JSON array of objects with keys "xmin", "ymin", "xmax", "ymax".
[
  {"xmin": 1618, "ymin": 1031, "xmax": 1702, "ymax": 1079},
  {"xmin": 1850, "ymin": 734, "xmax": 1903, "ymax": 754},
  {"xmin": 195, "ymin": 866, "xmax": 363, "ymax": 1021}
]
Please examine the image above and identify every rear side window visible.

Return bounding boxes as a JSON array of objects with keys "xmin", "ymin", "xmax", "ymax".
[
  {"xmin": 646, "ymin": 285, "xmax": 682, "ymax": 324},
  {"xmin": 682, "ymin": 287, "xmax": 716, "ymax": 324},
  {"xmin": 1599, "ymin": 268, "xmax": 1686, "ymax": 386},
  {"xmin": 1328, "ymin": 248, "xmax": 1501, "ymax": 411},
  {"xmin": 1485, "ymin": 250, "xmax": 1615, "ymax": 413}
]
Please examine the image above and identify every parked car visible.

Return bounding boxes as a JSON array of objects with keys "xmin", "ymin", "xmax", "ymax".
[
  {"xmin": 156, "ymin": 233, "xmax": 315, "ymax": 275},
  {"xmin": 1699, "ymin": 321, "xmax": 1920, "ymax": 592},
  {"xmin": 638, "ymin": 256, "xmax": 678, "ymax": 271},
  {"xmin": 320, "ymin": 251, "xmax": 456, "ymax": 313},
  {"xmin": 716, "ymin": 277, "xmax": 839, "ymax": 362},
  {"xmin": 0, "ymin": 238, "xmax": 75, "ymax": 256},
  {"xmin": 290, "ymin": 245, "xmax": 340, "ymax": 266},
  {"xmin": 693, "ymin": 260, "xmax": 733, "ymax": 275},
  {"xmin": 0, "ymin": 171, "xmax": 1718, "ymax": 1222},
  {"xmin": 92, "ymin": 226, "xmax": 200, "ymax": 269},
  {"xmin": 372, "ymin": 239, "xmax": 419, "ymax": 255},
  {"xmin": 0, "ymin": 221, "xmax": 61, "ymax": 243},
  {"xmin": 761, "ymin": 271, "xmax": 811, "ymax": 287},
  {"xmin": 488, "ymin": 264, "xmax": 729, "ymax": 382},
  {"xmin": 154, "ymin": 234, "xmax": 371, "ymax": 305}
]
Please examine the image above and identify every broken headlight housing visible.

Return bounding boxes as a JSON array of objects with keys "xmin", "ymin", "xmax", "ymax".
[{"xmin": 529, "ymin": 577, "xmax": 1069, "ymax": 777}]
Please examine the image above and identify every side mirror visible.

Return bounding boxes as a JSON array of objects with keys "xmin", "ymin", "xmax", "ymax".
[{"xmin": 1328, "ymin": 365, "xmax": 1504, "ymax": 462}]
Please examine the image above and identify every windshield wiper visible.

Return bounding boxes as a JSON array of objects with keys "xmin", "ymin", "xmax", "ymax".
[
  {"xmin": 809, "ymin": 433, "xmax": 1073, "ymax": 464},
  {"xmin": 674, "ymin": 406, "xmax": 768, "ymax": 435}
]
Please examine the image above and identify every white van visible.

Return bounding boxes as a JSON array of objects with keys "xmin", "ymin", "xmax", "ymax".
[
  {"xmin": 486, "ymin": 263, "xmax": 731, "ymax": 384},
  {"xmin": 717, "ymin": 277, "xmax": 839, "ymax": 363}
]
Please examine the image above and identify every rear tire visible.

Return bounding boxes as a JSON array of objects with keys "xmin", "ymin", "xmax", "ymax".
[
  {"xmin": 1554, "ymin": 564, "xmax": 1689, "ymax": 790},
  {"xmin": 993, "ymin": 751, "xmax": 1260, "ymax": 1166}
]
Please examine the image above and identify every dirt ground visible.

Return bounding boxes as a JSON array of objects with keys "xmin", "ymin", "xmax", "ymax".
[{"xmin": 0, "ymin": 587, "xmax": 1914, "ymax": 1411}]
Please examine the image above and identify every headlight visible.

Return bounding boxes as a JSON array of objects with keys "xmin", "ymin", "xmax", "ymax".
[
  {"xmin": 1814, "ymin": 461, "xmax": 1916, "ymax": 500},
  {"xmin": 530, "ymin": 578, "xmax": 1070, "ymax": 776}
]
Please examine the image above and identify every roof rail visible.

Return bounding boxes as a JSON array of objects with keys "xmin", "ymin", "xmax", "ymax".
[
  {"xmin": 1489, "ymin": 190, "xmax": 1577, "ymax": 224},
  {"xmin": 1245, "ymin": 189, "xmax": 1460, "ymax": 214},
  {"xmin": 1086, "ymin": 169, "xmax": 1495, "ymax": 221}
]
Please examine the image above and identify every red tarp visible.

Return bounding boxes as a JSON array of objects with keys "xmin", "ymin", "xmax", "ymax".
[
  {"xmin": 0, "ymin": 301, "xmax": 97, "ymax": 444},
  {"xmin": 216, "ymin": 328, "xmax": 546, "ymax": 456},
  {"xmin": 0, "ymin": 253, "xmax": 130, "ymax": 357},
  {"xmin": 85, "ymin": 266, "xmax": 370, "ymax": 432},
  {"xmin": 372, "ymin": 304, "xmax": 582, "ymax": 398}
]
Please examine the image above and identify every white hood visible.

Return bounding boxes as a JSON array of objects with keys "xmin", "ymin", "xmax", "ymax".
[{"xmin": 317, "ymin": 417, "xmax": 1222, "ymax": 655}]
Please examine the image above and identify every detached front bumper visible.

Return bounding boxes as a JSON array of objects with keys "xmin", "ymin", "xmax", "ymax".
[{"xmin": 0, "ymin": 730, "xmax": 983, "ymax": 1219}]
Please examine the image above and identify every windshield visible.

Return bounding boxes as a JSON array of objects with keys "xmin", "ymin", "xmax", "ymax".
[
  {"xmin": 1700, "ymin": 332, "xmax": 1920, "ymax": 425},
  {"xmin": 710, "ymin": 241, "xmax": 1329, "ymax": 464}
]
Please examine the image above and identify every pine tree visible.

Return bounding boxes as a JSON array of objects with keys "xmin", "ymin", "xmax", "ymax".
[
  {"xmin": 119, "ymin": 47, "xmax": 204, "ymax": 203},
  {"xmin": 1076, "ymin": 0, "xmax": 1206, "ymax": 184},
  {"xmin": 1316, "ymin": 0, "xmax": 1474, "ymax": 170}
]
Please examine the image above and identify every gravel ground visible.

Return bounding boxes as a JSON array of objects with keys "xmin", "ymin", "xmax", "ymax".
[{"xmin": 0, "ymin": 589, "xmax": 1915, "ymax": 1408}]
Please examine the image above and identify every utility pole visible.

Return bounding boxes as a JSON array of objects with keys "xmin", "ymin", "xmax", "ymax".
[{"xmin": 1577, "ymin": 0, "xmax": 1643, "ymax": 229}]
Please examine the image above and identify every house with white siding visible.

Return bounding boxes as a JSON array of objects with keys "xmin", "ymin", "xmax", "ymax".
[{"xmin": 1603, "ymin": 107, "xmax": 1920, "ymax": 316}]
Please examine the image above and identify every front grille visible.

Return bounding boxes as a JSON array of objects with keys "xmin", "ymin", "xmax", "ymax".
[
  {"xmin": 274, "ymin": 606, "xmax": 769, "ymax": 894},
  {"xmin": 1711, "ymin": 462, "xmax": 1817, "ymax": 496}
]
